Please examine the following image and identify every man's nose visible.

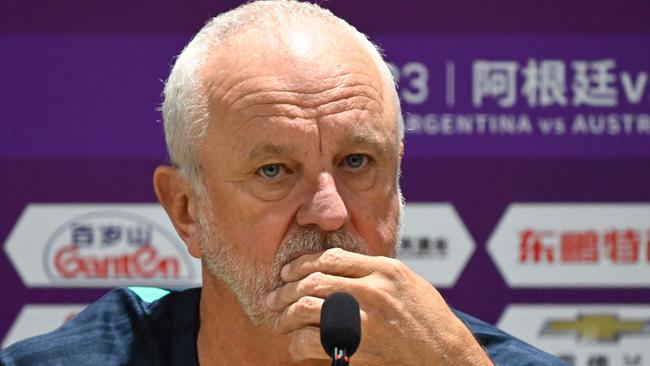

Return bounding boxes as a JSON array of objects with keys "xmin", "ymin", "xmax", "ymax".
[{"xmin": 296, "ymin": 172, "xmax": 348, "ymax": 231}]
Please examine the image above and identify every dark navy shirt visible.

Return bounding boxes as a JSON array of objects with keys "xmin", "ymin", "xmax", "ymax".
[{"xmin": 0, "ymin": 288, "xmax": 566, "ymax": 365}]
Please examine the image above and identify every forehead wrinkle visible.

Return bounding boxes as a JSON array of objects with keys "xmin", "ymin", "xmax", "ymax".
[
  {"xmin": 237, "ymin": 93, "xmax": 382, "ymax": 127},
  {"xmin": 229, "ymin": 78, "xmax": 380, "ymax": 111},
  {"xmin": 232, "ymin": 83, "xmax": 384, "ymax": 128},
  {"xmin": 239, "ymin": 106, "xmax": 314, "ymax": 123},
  {"xmin": 247, "ymin": 142, "xmax": 300, "ymax": 161},
  {"xmin": 212, "ymin": 62, "xmax": 383, "ymax": 106},
  {"xmin": 315, "ymin": 94, "xmax": 381, "ymax": 118}
]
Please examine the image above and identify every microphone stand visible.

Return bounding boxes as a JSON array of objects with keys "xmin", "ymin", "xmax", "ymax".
[{"xmin": 332, "ymin": 347, "xmax": 350, "ymax": 366}]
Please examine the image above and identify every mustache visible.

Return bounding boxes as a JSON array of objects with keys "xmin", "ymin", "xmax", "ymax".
[{"xmin": 273, "ymin": 227, "xmax": 369, "ymax": 273}]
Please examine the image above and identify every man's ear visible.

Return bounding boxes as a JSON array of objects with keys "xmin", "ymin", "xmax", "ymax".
[{"xmin": 153, "ymin": 166, "xmax": 202, "ymax": 259}]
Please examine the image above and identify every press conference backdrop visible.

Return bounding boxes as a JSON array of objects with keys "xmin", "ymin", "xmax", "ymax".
[{"xmin": 1, "ymin": 1, "xmax": 649, "ymax": 364}]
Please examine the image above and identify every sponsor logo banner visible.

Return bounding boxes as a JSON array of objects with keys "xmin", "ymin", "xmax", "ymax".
[
  {"xmin": 498, "ymin": 305, "xmax": 650, "ymax": 366},
  {"xmin": 4, "ymin": 203, "xmax": 471, "ymax": 288},
  {"xmin": 2, "ymin": 304, "xmax": 87, "ymax": 349},
  {"xmin": 487, "ymin": 204, "xmax": 650, "ymax": 287},
  {"xmin": 4, "ymin": 204, "xmax": 201, "ymax": 287},
  {"xmin": 397, "ymin": 204, "xmax": 475, "ymax": 287}
]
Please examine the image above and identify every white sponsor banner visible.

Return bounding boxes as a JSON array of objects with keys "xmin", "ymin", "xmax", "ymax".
[
  {"xmin": 398, "ymin": 204, "xmax": 475, "ymax": 287},
  {"xmin": 4, "ymin": 203, "xmax": 471, "ymax": 288},
  {"xmin": 487, "ymin": 204, "xmax": 650, "ymax": 287},
  {"xmin": 498, "ymin": 304, "xmax": 650, "ymax": 366},
  {"xmin": 2, "ymin": 304, "xmax": 87, "ymax": 349},
  {"xmin": 3, "ymin": 204, "xmax": 202, "ymax": 287}
]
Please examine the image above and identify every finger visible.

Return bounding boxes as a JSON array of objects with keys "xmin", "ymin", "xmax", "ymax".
[
  {"xmin": 267, "ymin": 271, "xmax": 355, "ymax": 313},
  {"xmin": 273, "ymin": 296, "xmax": 323, "ymax": 334},
  {"xmin": 274, "ymin": 295, "xmax": 371, "ymax": 335},
  {"xmin": 288, "ymin": 326, "xmax": 329, "ymax": 362},
  {"xmin": 281, "ymin": 247, "xmax": 386, "ymax": 282}
]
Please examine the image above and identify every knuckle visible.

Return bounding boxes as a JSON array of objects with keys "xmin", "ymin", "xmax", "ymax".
[
  {"xmin": 322, "ymin": 247, "xmax": 345, "ymax": 265},
  {"xmin": 364, "ymin": 280, "xmax": 395, "ymax": 304},
  {"xmin": 296, "ymin": 296, "xmax": 319, "ymax": 317},
  {"xmin": 290, "ymin": 299, "xmax": 307, "ymax": 319},
  {"xmin": 303, "ymin": 271, "xmax": 325, "ymax": 292},
  {"xmin": 288, "ymin": 336, "xmax": 303, "ymax": 360},
  {"xmin": 290, "ymin": 329, "xmax": 312, "ymax": 354},
  {"xmin": 382, "ymin": 257, "xmax": 409, "ymax": 281}
]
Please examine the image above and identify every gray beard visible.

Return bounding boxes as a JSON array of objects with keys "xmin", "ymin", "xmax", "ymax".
[{"xmin": 197, "ymin": 207, "xmax": 375, "ymax": 328}]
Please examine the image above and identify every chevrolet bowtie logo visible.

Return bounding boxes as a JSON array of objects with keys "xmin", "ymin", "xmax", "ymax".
[{"xmin": 541, "ymin": 314, "xmax": 650, "ymax": 342}]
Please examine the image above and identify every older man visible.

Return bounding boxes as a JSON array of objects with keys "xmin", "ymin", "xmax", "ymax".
[{"xmin": 1, "ymin": 1, "xmax": 563, "ymax": 365}]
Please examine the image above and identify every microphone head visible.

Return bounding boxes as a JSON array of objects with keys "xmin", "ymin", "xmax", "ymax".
[{"xmin": 320, "ymin": 292, "xmax": 361, "ymax": 358}]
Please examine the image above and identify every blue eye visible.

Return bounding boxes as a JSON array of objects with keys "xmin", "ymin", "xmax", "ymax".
[
  {"xmin": 345, "ymin": 154, "xmax": 365, "ymax": 169},
  {"xmin": 260, "ymin": 164, "xmax": 281, "ymax": 178}
]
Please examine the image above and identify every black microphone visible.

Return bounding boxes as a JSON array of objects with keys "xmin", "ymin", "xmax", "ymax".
[{"xmin": 320, "ymin": 292, "xmax": 361, "ymax": 366}]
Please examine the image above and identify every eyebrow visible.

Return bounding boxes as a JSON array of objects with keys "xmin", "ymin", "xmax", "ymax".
[
  {"xmin": 344, "ymin": 132, "xmax": 393, "ymax": 156},
  {"xmin": 245, "ymin": 132, "xmax": 394, "ymax": 162}
]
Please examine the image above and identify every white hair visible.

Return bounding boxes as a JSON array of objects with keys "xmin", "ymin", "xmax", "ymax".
[{"xmin": 160, "ymin": 0, "xmax": 403, "ymax": 188}]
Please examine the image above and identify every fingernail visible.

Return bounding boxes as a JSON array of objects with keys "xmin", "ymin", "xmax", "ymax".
[
  {"xmin": 266, "ymin": 290, "xmax": 276, "ymax": 308},
  {"xmin": 281, "ymin": 264, "xmax": 290, "ymax": 279}
]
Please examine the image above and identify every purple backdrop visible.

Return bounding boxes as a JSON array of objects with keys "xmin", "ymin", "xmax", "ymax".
[{"xmin": 1, "ymin": 0, "xmax": 649, "ymax": 354}]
